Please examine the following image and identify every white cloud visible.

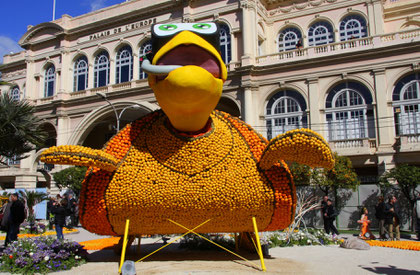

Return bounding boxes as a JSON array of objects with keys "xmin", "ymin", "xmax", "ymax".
[
  {"xmin": 0, "ymin": 36, "xmax": 22, "ymax": 64},
  {"xmin": 90, "ymin": 0, "xmax": 107, "ymax": 11}
]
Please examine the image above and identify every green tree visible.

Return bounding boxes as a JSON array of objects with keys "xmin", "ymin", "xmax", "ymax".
[
  {"xmin": 379, "ymin": 164, "xmax": 420, "ymax": 230},
  {"xmin": 290, "ymin": 152, "xmax": 360, "ymax": 196},
  {"xmin": 53, "ymin": 166, "xmax": 88, "ymax": 197},
  {"xmin": 0, "ymin": 93, "xmax": 46, "ymax": 165}
]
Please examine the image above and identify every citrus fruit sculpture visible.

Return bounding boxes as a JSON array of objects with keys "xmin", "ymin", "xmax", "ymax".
[{"xmin": 41, "ymin": 23, "xmax": 334, "ymax": 236}]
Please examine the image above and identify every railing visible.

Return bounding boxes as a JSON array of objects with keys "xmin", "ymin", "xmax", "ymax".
[
  {"xmin": 69, "ymin": 90, "xmax": 87, "ymax": 98},
  {"xmin": 256, "ymin": 28, "xmax": 419, "ymax": 65},
  {"xmin": 91, "ymin": 86, "xmax": 108, "ymax": 94},
  {"xmin": 38, "ymin": 96, "xmax": 54, "ymax": 104},
  {"xmin": 329, "ymin": 138, "xmax": 377, "ymax": 155},
  {"xmin": 113, "ymin": 82, "xmax": 132, "ymax": 91},
  {"xmin": 332, "ymin": 139, "xmax": 364, "ymax": 149}
]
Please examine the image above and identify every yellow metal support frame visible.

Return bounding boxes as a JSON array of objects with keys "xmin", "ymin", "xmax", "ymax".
[
  {"xmin": 118, "ymin": 219, "xmax": 130, "ymax": 274},
  {"xmin": 122, "ymin": 217, "xmax": 267, "ymax": 272}
]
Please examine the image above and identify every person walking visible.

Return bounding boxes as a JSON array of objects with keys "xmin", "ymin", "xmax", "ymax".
[
  {"xmin": 5, "ymin": 193, "xmax": 25, "ymax": 246},
  {"xmin": 375, "ymin": 196, "xmax": 386, "ymax": 239},
  {"xmin": 51, "ymin": 198, "xmax": 70, "ymax": 240},
  {"xmin": 384, "ymin": 195, "xmax": 400, "ymax": 241},
  {"xmin": 325, "ymin": 199, "xmax": 339, "ymax": 238},
  {"xmin": 321, "ymin": 195, "xmax": 329, "ymax": 234}
]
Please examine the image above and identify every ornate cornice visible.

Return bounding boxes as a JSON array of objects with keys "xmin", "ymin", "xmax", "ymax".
[{"xmin": 269, "ymin": 0, "xmax": 338, "ymax": 16}]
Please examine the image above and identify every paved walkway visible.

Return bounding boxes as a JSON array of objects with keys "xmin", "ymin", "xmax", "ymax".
[{"xmin": 2, "ymin": 228, "xmax": 420, "ymax": 274}]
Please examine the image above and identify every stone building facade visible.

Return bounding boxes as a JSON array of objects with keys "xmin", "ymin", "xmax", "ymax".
[{"xmin": 1, "ymin": 0, "xmax": 419, "ymax": 228}]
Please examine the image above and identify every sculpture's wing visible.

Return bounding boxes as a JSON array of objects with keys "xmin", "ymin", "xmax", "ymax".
[
  {"xmin": 40, "ymin": 145, "xmax": 118, "ymax": 172},
  {"xmin": 259, "ymin": 128, "xmax": 334, "ymax": 170}
]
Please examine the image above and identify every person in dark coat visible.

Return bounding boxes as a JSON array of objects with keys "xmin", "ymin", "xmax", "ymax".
[
  {"xmin": 325, "ymin": 199, "xmax": 339, "ymax": 237},
  {"xmin": 5, "ymin": 193, "xmax": 25, "ymax": 246},
  {"xmin": 320, "ymin": 195, "xmax": 329, "ymax": 233},
  {"xmin": 51, "ymin": 198, "xmax": 70, "ymax": 239},
  {"xmin": 0, "ymin": 200, "xmax": 11, "ymax": 232},
  {"xmin": 67, "ymin": 194, "xmax": 77, "ymax": 228},
  {"xmin": 384, "ymin": 195, "xmax": 400, "ymax": 240},
  {"xmin": 375, "ymin": 196, "xmax": 386, "ymax": 239}
]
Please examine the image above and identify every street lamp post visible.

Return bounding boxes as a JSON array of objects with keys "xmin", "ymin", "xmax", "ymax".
[{"xmin": 96, "ymin": 92, "xmax": 141, "ymax": 131}]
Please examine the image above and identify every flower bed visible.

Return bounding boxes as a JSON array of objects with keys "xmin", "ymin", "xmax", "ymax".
[
  {"xmin": 79, "ymin": 237, "xmax": 120, "ymax": 250},
  {"xmin": 0, "ymin": 236, "xmax": 86, "ymax": 274},
  {"xmin": 266, "ymin": 228, "xmax": 342, "ymax": 247},
  {"xmin": 366, "ymin": 240, "xmax": 420, "ymax": 251}
]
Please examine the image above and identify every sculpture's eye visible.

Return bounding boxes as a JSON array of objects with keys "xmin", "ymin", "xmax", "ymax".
[
  {"xmin": 153, "ymin": 23, "xmax": 217, "ymax": 37},
  {"xmin": 193, "ymin": 23, "xmax": 211, "ymax": 30},
  {"xmin": 159, "ymin": 24, "xmax": 178, "ymax": 31}
]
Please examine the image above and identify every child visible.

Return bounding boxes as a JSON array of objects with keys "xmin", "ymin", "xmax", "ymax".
[{"xmin": 357, "ymin": 207, "xmax": 375, "ymax": 240}]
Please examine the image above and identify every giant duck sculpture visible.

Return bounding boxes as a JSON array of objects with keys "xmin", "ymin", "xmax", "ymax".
[{"xmin": 41, "ymin": 22, "xmax": 334, "ymax": 236}]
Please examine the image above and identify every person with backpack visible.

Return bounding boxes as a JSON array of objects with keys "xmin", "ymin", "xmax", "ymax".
[{"xmin": 5, "ymin": 193, "xmax": 25, "ymax": 246}]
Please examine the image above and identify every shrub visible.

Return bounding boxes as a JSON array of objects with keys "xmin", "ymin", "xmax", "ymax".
[{"xmin": 0, "ymin": 236, "xmax": 86, "ymax": 274}]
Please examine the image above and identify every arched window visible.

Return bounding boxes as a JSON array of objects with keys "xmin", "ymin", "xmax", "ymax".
[
  {"xmin": 73, "ymin": 56, "xmax": 88, "ymax": 91},
  {"xmin": 266, "ymin": 90, "xmax": 307, "ymax": 139},
  {"xmin": 325, "ymin": 82, "xmax": 374, "ymax": 141},
  {"xmin": 340, "ymin": 14, "xmax": 367, "ymax": 41},
  {"xmin": 10, "ymin": 86, "xmax": 20, "ymax": 101},
  {"xmin": 219, "ymin": 24, "xmax": 231, "ymax": 64},
  {"xmin": 139, "ymin": 41, "xmax": 152, "ymax": 80},
  {"xmin": 44, "ymin": 64, "xmax": 55, "ymax": 97},
  {"xmin": 116, "ymin": 45, "xmax": 133, "ymax": 83},
  {"xmin": 278, "ymin": 27, "xmax": 302, "ymax": 52},
  {"xmin": 308, "ymin": 21, "xmax": 334, "ymax": 46},
  {"xmin": 94, "ymin": 51, "xmax": 110, "ymax": 88},
  {"xmin": 392, "ymin": 73, "xmax": 420, "ymax": 135}
]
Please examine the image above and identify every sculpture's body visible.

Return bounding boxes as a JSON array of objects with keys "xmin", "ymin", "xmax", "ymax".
[{"xmin": 41, "ymin": 23, "xmax": 334, "ymax": 236}]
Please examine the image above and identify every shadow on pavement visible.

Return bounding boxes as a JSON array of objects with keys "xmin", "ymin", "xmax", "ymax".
[
  {"xmin": 360, "ymin": 265, "xmax": 420, "ymax": 275},
  {"xmin": 87, "ymin": 242, "xmax": 263, "ymax": 263}
]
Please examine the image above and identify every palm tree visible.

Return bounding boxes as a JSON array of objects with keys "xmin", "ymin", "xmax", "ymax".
[
  {"xmin": 18, "ymin": 190, "xmax": 48, "ymax": 233},
  {"xmin": 0, "ymin": 93, "xmax": 47, "ymax": 165}
]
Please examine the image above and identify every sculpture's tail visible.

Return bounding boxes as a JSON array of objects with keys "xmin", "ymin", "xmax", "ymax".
[{"xmin": 259, "ymin": 128, "xmax": 335, "ymax": 170}]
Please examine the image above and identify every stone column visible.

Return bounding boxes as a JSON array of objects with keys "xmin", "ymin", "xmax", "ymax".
[
  {"xmin": 56, "ymin": 115, "xmax": 71, "ymax": 146},
  {"xmin": 242, "ymin": 80, "xmax": 257, "ymax": 127},
  {"xmin": 373, "ymin": 69, "xmax": 394, "ymax": 147},
  {"xmin": 88, "ymin": 63, "xmax": 94, "ymax": 88},
  {"xmin": 240, "ymin": 0, "xmax": 257, "ymax": 66},
  {"xmin": 367, "ymin": 0, "xmax": 384, "ymax": 35},
  {"xmin": 109, "ymin": 57, "xmax": 116, "ymax": 86},
  {"xmin": 60, "ymin": 49, "xmax": 72, "ymax": 93},
  {"xmin": 307, "ymin": 78, "xmax": 323, "ymax": 133},
  {"xmin": 25, "ymin": 59, "xmax": 36, "ymax": 99},
  {"xmin": 372, "ymin": 0, "xmax": 384, "ymax": 34},
  {"xmin": 132, "ymin": 52, "xmax": 139, "ymax": 81}
]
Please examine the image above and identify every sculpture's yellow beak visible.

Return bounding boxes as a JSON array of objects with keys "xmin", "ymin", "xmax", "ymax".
[{"xmin": 148, "ymin": 31, "xmax": 227, "ymax": 132}]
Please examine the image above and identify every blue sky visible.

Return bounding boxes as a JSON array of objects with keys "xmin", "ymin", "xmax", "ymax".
[{"xmin": 0, "ymin": 0, "xmax": 125, "ymax": 63}]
